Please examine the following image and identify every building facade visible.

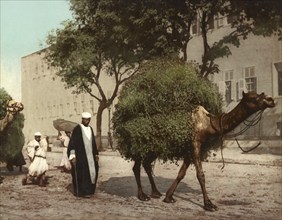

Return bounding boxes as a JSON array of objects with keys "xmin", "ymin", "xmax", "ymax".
[
  {"xmin": 21, "ymin": 50, "xmax": 115, "ymax": 142},
  {"xmin": 187, "ymin": 14, "xmax": 282, "ymax": 140}
]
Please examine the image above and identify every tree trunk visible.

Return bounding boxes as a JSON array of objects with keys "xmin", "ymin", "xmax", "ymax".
[{"xmin": 95, "ymin": 105, "xmax": 106, "ymax": 151}]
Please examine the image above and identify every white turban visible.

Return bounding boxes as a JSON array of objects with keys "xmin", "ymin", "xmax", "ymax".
[
  {"xmin": 81, "ymin": 112, "xmax": 91, "ymax": 118},
  {"xmin": 34, "ymin": 132, "xmax": 42, "ymax": 136}
]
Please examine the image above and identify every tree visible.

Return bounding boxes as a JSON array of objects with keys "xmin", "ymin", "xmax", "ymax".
[
  {"xmin": 45, "ymin": 2, "xmax": 142, "ymax": 149},
  {"xmin": 46, "ymin": 0, "xmax": 190, "ymax": 149},
  {"xmin": 228, "ymin": 0, "xmax": 282, "ymax": 39},
  {"xmin": 82, "ymin": 0, "xmax": 281, "ymax": 78}
]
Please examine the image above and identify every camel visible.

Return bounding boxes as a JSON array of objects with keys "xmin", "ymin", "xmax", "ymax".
[
  {"xmin": 0, "ymin": 100, "xmax": 24, "ymax": 132},
  {"xmin": 131, "ymin": 91, "xmax": 275, "ymax": 211}
]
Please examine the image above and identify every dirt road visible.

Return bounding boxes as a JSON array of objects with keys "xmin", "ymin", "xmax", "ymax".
[{"xmin": 0, "ymin": 150, "xmax": 281, "ymax": 220}]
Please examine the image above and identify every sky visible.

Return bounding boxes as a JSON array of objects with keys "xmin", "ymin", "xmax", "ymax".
[{"xmin": 0, "ymin": 0, "xmax": 73, "ymax": 101}]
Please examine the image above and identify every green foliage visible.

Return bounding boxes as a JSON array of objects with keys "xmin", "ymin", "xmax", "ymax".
[
  {"xmin": 113, "ymin": 58, "xmax": 222, "ymax": 163},
  {"xmin": 0, "ymin": 88, "xmax": 25, "ymax": 162},
  {"xmin": 229, "ymin": 0, "xmax": 282, "ymax": 40},
  {"xmin": 67, "ymin": 0, "xmax": 281, "ymax": 79},
  {"xmin": 0, "ymin": 113, "xmax": 25, "ymax": 162},
  {"xmin": 0, "ymin": 88, "xmax": 12, "ymax": 120}
]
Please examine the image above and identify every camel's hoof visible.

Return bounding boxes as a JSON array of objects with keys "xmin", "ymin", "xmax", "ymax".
[
  {"xmin": 138, "ymin": 193, "xmax": 150, "ymax": 201},
  {"xmin": 151, "ymin": 191, "xmax": 162, "ymax": 199},
  {"xmin": 22, "ymin": 178, "xmax": 27, "ymax": 185},
  {"xmin": 163, "ymin": 196, "xmax": 176, "ymax": 203},
  {"xmin": 204, "ymin": 201, "xmax": 218, "ymax": 212}
]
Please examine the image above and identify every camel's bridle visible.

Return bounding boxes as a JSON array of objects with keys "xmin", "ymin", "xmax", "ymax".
[{"xmin": 210, "ymin": 109, "xmax": 265, "ymax": 169}]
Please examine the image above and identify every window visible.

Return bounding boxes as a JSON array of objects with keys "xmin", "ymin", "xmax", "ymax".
[
  {"xmin": 216, "ymin": 81, "xmax": 226, "ymax": 99},
  {"xmin": 225, "ymin": 81, "xmax": 232, "ymax": 103},
  {"xmin": 59, "ymin": 104, "xmax": 64, "ymax": 116},
  {"xmin": 278, "ymin": 71, "xmax": 282, "ymax": 96},
  {"xmin": 52, "ymin": 104, "xmax": 56, "ymax": 117},
  {"xmin": 237, "ymin": 66, "xmax": 257, "ymax": 100},
  {"xmin": 237, "ymin": 79, "xmax": 247, "ymax": 101},
  {"xmin": 192, "ymin": 20, "xmax": 198, "ymax": 34},
  {"xmin": 35, "ymin": 63, "xmax": 39, "ymax": 75},
  {"xmin": 208, "ymin": 16, "xmax": 214, "ymax": 30},
  {"xmin": 81, "ymin": 101, "xmax": 86, "ymax": 112},
  {"xmin": 245, "ymin": 78, "xmax": 257, "ymax": 92},
  {"xmin": 217, "ymin": 14, "xmax": 225, "ymax": 28},
  {"xmin": 224, "ymin": 70, "xmax": 234, "ymax": 103},
  {"xmin": 90, "ymin": 100, "xmax": 95, "ymax": 114},
  {"xmin": 41, "ymin": 62, "xmax": 45, "ymax": 75},
  {"xmin": 244, "ymin": 66, "xmax": 257, "ymax": 92},
  {"xmin": 274, "ymin": 62, "xmax": 282, "ymax": 96},
  {"xmin": 73, "ymin": 96, "xmax": 80, "ymax": 115},
  {"xmin": 191, "ymin": 17, "xmax": 201, "ymax": 35},
  {"xmin": 40, "ymin": 102, "xmax": 45, "ymax": 118},
  {"xmin": 277, "ymin": 122, "xmax": 282, "ymax": 137},
  {"xmin": 47, "ymin": 102, "xmax": 51, "ymax": 117},
  {"xmin": 227, "ymin": 14, "xmax": 238, "ymax": 24},
  {"xmin": 74, "ymin": 102, "xmax": 78, "ymax": 115},
  {"xmin": 35, "ymin": 104, "xmax": 39, "ymax": 119}
]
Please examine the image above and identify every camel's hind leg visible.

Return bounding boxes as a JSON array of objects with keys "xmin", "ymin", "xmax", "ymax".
[
  {"xmin": 163, "ymin": 157, "xmax": 191, "ymax": 203},
  {"xmin": 133, "ymin": 158, "xmax": 150, "ymax": 201},
  {"xmin": 142, "ymin": 155, "xmax": 162, "ymax": 198},
  {"xmin": 193, "ymin": 141, "xmax": 218, "ymax": 211}
]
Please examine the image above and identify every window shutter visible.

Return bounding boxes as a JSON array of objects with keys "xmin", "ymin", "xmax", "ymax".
[
  {"xmin": 192, "ymin": 22, "xmax": 197, "ymax": 34},
  {"xmin": 231, "ymin": 80, "xmax": 236, "ymax": 101},
  {"xmin": 217, "ymin": 81, "xmax": 226, "ymax": 98},
  {"xmin": 238, "ymin": 78, "xmax": 247, "ymax": 100}
]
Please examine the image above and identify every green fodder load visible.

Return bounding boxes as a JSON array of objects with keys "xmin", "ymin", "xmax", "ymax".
[
  {"xmin": 0, "ymin": 88, "xmax": 25, "ymax": 161},
  {"xmin": 112, "ymin": 58, "xmax": 222, "ymax": 163},
  {"xmin": 0, "ymin": 88, "xmax": 12, "ymax": 120}
]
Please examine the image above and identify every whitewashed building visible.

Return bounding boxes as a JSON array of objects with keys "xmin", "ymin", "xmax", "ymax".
[
  {"xmin": 187, "ymin": 14, "xmax": 282, "ymax": 140},
  {"xmin": 21, "ymin": 49, "xmax": 116, "ymax": 143}
]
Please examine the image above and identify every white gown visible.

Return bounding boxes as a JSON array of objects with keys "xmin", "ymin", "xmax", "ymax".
[
  {"xmin": 58, "ymin": 132, "xmax": 71, "ymax": 170},
  {"xmin": 28, "ymin": 146, "xmax": 48, "ymax": 176}
]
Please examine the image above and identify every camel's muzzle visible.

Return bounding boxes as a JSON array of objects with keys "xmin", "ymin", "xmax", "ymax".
[{"xmin": 264, "ymin": 97, "xmax": 275, "ymax": 108}]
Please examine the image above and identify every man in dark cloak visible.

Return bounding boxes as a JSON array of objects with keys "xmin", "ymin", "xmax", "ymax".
[{"xmin": 67, "ymin": 112, "xmax": 99, "ymax": 198}]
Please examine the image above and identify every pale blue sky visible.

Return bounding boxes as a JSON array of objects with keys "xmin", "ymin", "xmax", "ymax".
[{"xmin": 0, "ymin": 0, "xmax": 73, "ymax": 100}]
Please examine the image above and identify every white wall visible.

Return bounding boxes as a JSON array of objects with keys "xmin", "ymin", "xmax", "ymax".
[{"xmin": 21, "ymin": 50, "xmax": 116, "ymax": 141}]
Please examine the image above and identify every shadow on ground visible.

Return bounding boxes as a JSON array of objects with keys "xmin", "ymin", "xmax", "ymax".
[
  {"xmin": 98, "ymin": 176, "xmax": 201, "ymax": 198},
  {"xmin": 0, "ymin": 166, "xmax": 27, "ymax": 177}
]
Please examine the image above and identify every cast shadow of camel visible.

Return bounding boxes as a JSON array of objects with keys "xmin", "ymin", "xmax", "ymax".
[
  {"xmin": 0, "ymin": 166, "xmax": 28, "ymax": 176},
  {"xmin": 98, "ymin": 176, "xmax": 203, "ymax": 208}
]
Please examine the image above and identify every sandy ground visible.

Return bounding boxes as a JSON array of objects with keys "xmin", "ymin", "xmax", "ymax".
[{"xmin": 0, "ymin": 147, "xmax": 282, "ymax": 220}]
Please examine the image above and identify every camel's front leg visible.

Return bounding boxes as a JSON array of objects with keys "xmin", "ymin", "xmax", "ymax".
[
  {"xmin": 163, "ymin": 157, "xmax": 191, "ymax": 203},
  {"xmin": 193, "ymin": 141, "xmax": 218, "ymax": 211},
  {"xmin": 133, "ymin": 159, "xmax": 150, "ymax": 201}
]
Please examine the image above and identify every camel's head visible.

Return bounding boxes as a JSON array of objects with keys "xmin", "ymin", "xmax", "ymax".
[
  {"xmin": 242, "ymin": 91, "xmax": 275, "ymax": 111},
  {"xmin": 6, "ymin": 100, "xmax": 24, "ymax": 114}
]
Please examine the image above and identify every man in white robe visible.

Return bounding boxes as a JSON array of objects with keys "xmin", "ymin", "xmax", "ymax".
[
  {"xmin": 22, "ymin": 132, "xmax": 48, "ymax": 187},
  {"xmin": 58, "ymin": 131, "xmax": 72, "ymax": 172},
  {"xmin": 26, "ymin": 132, "xmax": 42, "ymax": 163}
]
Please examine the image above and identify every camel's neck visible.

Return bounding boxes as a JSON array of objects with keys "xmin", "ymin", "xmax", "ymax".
[{"xmin": 219, "ymin": 102, "xmax": 257, "ymax": 134}]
